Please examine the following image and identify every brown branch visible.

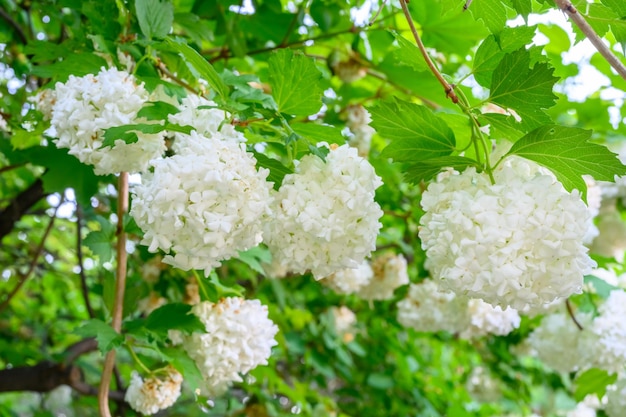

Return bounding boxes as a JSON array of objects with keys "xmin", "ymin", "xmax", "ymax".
[
  {"xmin": 0, "ymin": 163, "xmax": 26, "ymax": 174},
  {"xmin": 0, "ymin": 178, "xmax": 48, "ymax": 241},
  {"xmin": 566, "ymin": 298, "xmax": 584, "ymax": 331},
  {"xmin": 0, "ymin": 361, "xmax": 82, "ymax": 393},
  {"xmin": 0, "ymin": 195, "xmax": 63, "ymax": 312},
  {"xmin": 397, "ymin": 0, "xmax": 458, "ymax": 103},
  {"xmin": 0, "ymin": 7, "xmax": 28, "ymax": 45},
  {"xmin": 156, "ymin": 60, "xmax": 198, "ymax": 95},
  {"xmin": 76, "ymin": 205, "xmax": 95, "ymax": 318},
  {"xmin": 554, "ymin": 0, "xmax": 626, "ymax": 81},
  {"xmin": 98, "ymin": 172, "xmax": 129, "ymax": 417},
  {"xmin": 64, "ymin": 337, "xmax": 98, "ymax": 364}
]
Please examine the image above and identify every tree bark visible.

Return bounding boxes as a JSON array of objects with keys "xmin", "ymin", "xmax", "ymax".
[{"xmin": 0, "ymin": 178, "xmax": 48, "ymax": 241}]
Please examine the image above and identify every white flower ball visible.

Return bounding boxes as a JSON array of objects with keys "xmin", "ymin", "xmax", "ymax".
[
  {"xmin": 324, "ymin": 261, "xmax": 373, "ymax": 294},
  {"xmin": 346, "ymin": 105, "xmax": 375, "ymax": 157},
  {"xmin": 589, "ymin": 289, "xmax": 626, "ymax": 373},
  {"xmin": 358, "ymin": 253, "xmax": 409, "ymax": 301},
  {"xmin": 396, "ymin": 280, "xmax": 469, "ymax": 333},
  {"xmin": 460, "ymin": 299, "xmax": 520, "ymax": 339},
  {"xmin": 130, "ymin": 131, "xmax": 273, "ymax": 275},
  {"xmin": 124, "ymin": 367, "xmax": 183, "ymax": 416},
  {"xmin": 526, "ymin": 312, "xmax": 595, "ymax": 373},
  {"xmin": 420, "ymin": 156, "xmax": 594, "ymax": 310},
  {"xmin": 168, "ymin": 94, "xmax": 243, "ymax": 147},
  {"xmin": 264, "ymin": 144, "xmax": 383, "ymax": 279},
  {"xmin": 605, "ymin": 378, "xmax": 626, "ymax": 417},
  {"xmin": 180, "ymin": 298, "xmax": 279, "ymax": 397},
  {"xmin": 49, "ymin": 67, "xmax": 166, "ymax": 175}
]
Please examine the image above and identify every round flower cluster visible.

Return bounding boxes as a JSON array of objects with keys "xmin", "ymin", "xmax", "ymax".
[
  {"xmin": 346, "ymin": 105, "xmax": 375, "ymax": 157},
  {"xmin": 130, "ymin": 131, "xmax": 273, "ymax": 275},
  {"xmin": 324, "ymin": 261, "xmax": 373, "ymax": 295},
  {"xmin": 465, "ymin": 366, "xmax": 501, "ymax": 403},
  {"xmin": 177, "ymin": 298, "xmax": 278, "ymax": 397},
  {"xmin": 460, "ymin": 298, "xmax": 520, "ymax": 339},
  {"xmin": 605, "ymin": 378, "xmax": 626, "ymax": 417},
  {"xmin": 168, "ymin": 94, "xmax": 242, "ymax": 145},
  {"xmin": 589, "ymin": 289, "xmax": 626, "ymax": 373},
  {"xmin": 397, "ymin": 280, "xmax": 469, "ymax": 333},
  {"xmin": 419, "ymin": 156, "xmax": 594, "ymax": 310},
  {"xmin": 47, "ymin": 67, "xmax": 166, "ymax": 175},
  {"xmin": 358, "ymin": 253, "xmax": 409, "ymax": 301},
  {"xmin": 330, "ymin": 306, "xmax": 357, "ymax": 342},
  {"xmin": 526, "ymin": 312, "xmax": 594, "ymax": 373},
  {"xmin": 264, "ymin": 144, "xmax": 383, "ymax": 279},
  {"xmin": 124, "ymin": 367, "xmax": 183, "ymax": 415},
  {"xmin": 566, "ymin": 395, "xmax": 602, "ymax": 417}
]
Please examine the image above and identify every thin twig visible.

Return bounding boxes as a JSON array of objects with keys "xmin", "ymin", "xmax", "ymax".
[
  {"xmin": 565, "ymin": 298, "xmax": 584, "ymax": 331},
  {"xmin": 0, "ymin": 163, "xmax": 26, "ymax": 174},
  {"xmin": 554, "ymin": 0, "xmax": 626, "ymax": 81},
  {"xmin": 156, "ymin": 61, "xmax": 198, "ymax": 95},
  {"xmin": 0, "ymin": 8, "xmax": 27, "ymax": 44},
  {"xmin": 76, "ymin": 204, "xmax": 95, "ymax": 319},
  {"xmin": 397, "ymin": 0, "xmax": 458, "ymax": 103},
  {"xmin": 98, "ymin": 173, "xmax": 129, "ymax": 417},
  {"xmin": 0, "ymin": 195, "xmax": 63, "ymax": 312},
  {"xmin": 279, "ymin": 7, "xmax": 301, "ymax": 47}
]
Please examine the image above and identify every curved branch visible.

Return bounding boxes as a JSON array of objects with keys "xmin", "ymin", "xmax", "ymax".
[
  {"xmin": 555, "ymin": 0, "xmax": 626, "ymax": 81},
  {"xmin": 0, "ymin": 178, "xmax": 48, "ymax": 241},
  {"xmin": 0, "ymin": 8, "xmax": 28, "ymax": 45}
]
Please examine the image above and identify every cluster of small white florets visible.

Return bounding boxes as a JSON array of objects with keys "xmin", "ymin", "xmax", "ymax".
[
  {"xmin": 396, "ymin": 280, "xmax": 469, "ymax": 333},
  {"xmin": 589, "ymin": 289, "xmax": 626, "ymax": 373},
  {"xmin": 346, "ymin": 105, "xmax": 375, "ymax": 157},
  {"xmin": 330, "ymin": 306, "xmax": 357, "ymax": 341},
  {"xmin": 168, "ymin": 94, "xmax": 242, "ymax": 145},
  {"xmin": 526, "ymin": 312, "xmax": 595, "ymax": 374},
  {"xmin": 45, "ymin": 67, "xmax": 166, "ymax": 175},
  {"xmin": 324, "ymin": 260, "xmax": 373, "ymax": 294},
  {"xmin": 465, "ymin": 366, "xmax": 501, "ymax": 403},
  {"xmin": 358, "ymin": 253, "xmax": 409, "ymax": 300},
  {"xmin": 124, "ymin": 367, "xmax": 183, "ymax": 415},
  {"xmin": 460, "ymin": 298, "xmax": 521, "ymax": 339},
  {"xmin": 605, "ymin": 377, "xmax": 626, "ymax": 417},
  {"xmin": 264, "ymin": 144, "xmax": 383, "ymax": 279},
  {"xmin": 174, "ymin": 298, "xmax": 278, "ymax": 397},
  {"xmin": 130, "ymin": 131, "xmax": 273, "ymax": 275},
  {"xmin": 566, "ymin": 395, "xmax": 602, "ymax": 417},
  {"xmin": 419, "ymin": 156, "xmax": 594, "ymax": 311},
  {"xmin": 396, "ymin": 279, "xmax": 520, "ymax": 337}
]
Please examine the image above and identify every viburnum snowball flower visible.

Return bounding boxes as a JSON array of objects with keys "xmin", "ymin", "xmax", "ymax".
[
  {"xmin": 589, "ymin": 289, "xmax": 626, "ymax": 373},
  {"xmin": 346, "ymin": 105, "xmax": 375, "ymax": 157},
  {"xmin": 583, "ymin": 175, "xmax": 602, "ymax": 244},
  {"xmin": 180, "ymin": 298, "xmax": 278, "ymax": 397},
  {"xmin": 460, "ymin": 299, "xmax": 520, "ymax": 339},
  {"xmin": 465, "ymin": 367, "xmax": 501, "ymax": 403},
  {"xmin": 124, "ymin": 367, "xmax": 183, "ymax": 416},
  {"xmin": 526, "ymin": 312, "xmax": 595, "ymax": 373},
  {"xmin": 605, "ymin": 378, "xmax": 626, "ymax": 417},
  {"xmin": 168, "ymin": 94, "xmax": 243, "ymax": 145},
  {"xmin": 130, "ymin": 131, "xmax": 273, "ymax": 275},
  {"xmin": 324, "ymin": 261, "xmax": 373, "ymax": 294},
  {"xmin": 590, "ymin": 202, "xmax": 626, "ymax": 262},
  {"xmin": 330, "ymin": 306, "xmax": 357, "ymax": 341},
  {"xmin": 396, "ymin": 280, "xmax": 469, "ymax": 333},
  {"xmin": 566, "ymin": 395, "xmax": 601, "ymax": 417},
  {"xmin": 357, "ymin": 253, "xmax": 409, "ymax": 300},
  {"xmin": 264, "ymin": 144, "xmax": 383, "ymax": 279},
  {"xmin": 420, "ymin": 156, "xmax": 594, "ymax": 310},
  {"xmin": 49, "ymin": 67, "xmax": 166, "ymax": 175}
]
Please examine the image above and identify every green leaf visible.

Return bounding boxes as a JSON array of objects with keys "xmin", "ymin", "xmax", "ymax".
[
  {"xmin": 163, "ymin": 38, "xmax": 229, "ymax": 100},
  {"xmin": 252, "ymin": 152, "xmax": 293, "ymax": 189},
  {"xmin": 574, "ymin": 368, "xmax": 617, "ymax": 401},
  {"xmin": 30, "ymin": 53, "xmax": 109, "ymax": 82},
  {"xmin": 137, "ymin": 101, "xmax": 181, "ymax": 121},
  {"xmin": 584, "ymin": 275, "xmax": 621, "ymax": 299},
  {"xmin": 291, "ymin": 122, "xmax": 345, "ymax": 145},
  {"xmin": 237, "ymin": 245, "xmax": 272, "ymax": 275},
  {"xmin": 267, "ymin": 49, "xmax": 324, "ymax": 116},
  {"xmin": 366, "ymin": 373, "xmax": 394, "ymax": 389},
  {"xmin": 602, "ymin": 0, "xmax": 626, "ymax": 17},
  {"xmin": 478, "ymin": 113, "xmax": 524, "ymax": 141},
  {"xmin": 404, "ymin": 156, "xmax": 479, "ymax": 184},
  {"xmin": 135, "ymin": 0, "xmax": 174, "ymax": 39},
  {"xmin": 101, "ymin": 123, "xmax": 166, "ymax": 148},
  {"xmin": 489, "ymin": 48, "xmax": 558, "ymax": 129},
  {"xmin": 370, "ymin": 98, "xmax": 456, "ymax": 163},
  {"xmin": 473, "ymin": 26, "xmax": 536, "ymax": 87},
  {"xmin": 145, "ymin": 303, "xmax": 205, "ymax": 336},
  {"xmin": 161, "ymin": 347, "xmax": 205, "ymax": 391},
  {"xmin": 507, "ymin": 0, "xmax": 532, "ymax": 19},
  {"xmin": 74, "ymin": 319, "xmax": 123, "ymax": 354},
  {"xmin": 506, "ymin": 125, "xmax": 626, "ymax": 200},
  {"xmin": 469, "ymin": 0, "xmax": 508, "ymax": 34},
  {"xmin": 388, "ymin": 31, "xmax": 429, "ymax": 73},
  {"xmin": 83, "ymin": 216, "xmax": 115, "ymax": 262}
]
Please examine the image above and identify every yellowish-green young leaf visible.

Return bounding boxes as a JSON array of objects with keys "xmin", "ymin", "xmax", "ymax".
[
  {"xmin": 370, "ymin": 98, "xmax": 456, "ymax": 163},
  {"xmin": 388, "ymin": 31, "xmax": 429, "ymax": 73},
  {"xmin": 489, "ymin": 48, "xmax": 558, "ymax": 130},
  {"xmin": 267, "ymin": 49, "xmax": 324, "ymax": 116},
  {"xmin": 574, "ymin": 368, "xmax": 617, "ymax": 401},
  {"xmin": 506, "ymin": 125, "xmax": 626, "ymax": 201},
  {"xmin": 468, "ymin": 0, "xmax": 508, "ymax": 34},
  {"xmin": 135, "ymin": 0, "xmax": 174, "ymax": 40}
]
